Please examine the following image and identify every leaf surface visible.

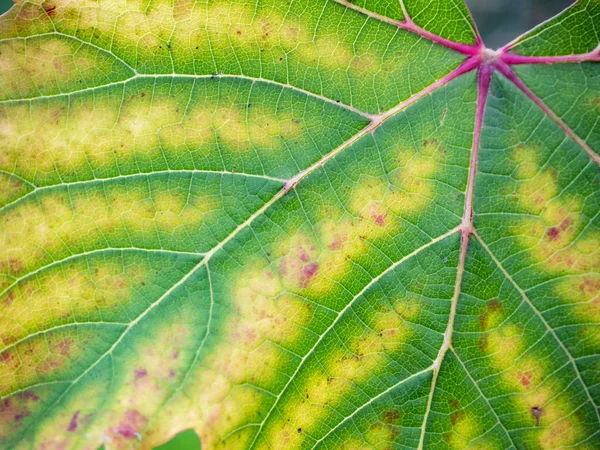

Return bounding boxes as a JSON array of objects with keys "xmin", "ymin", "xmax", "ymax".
[{"xmin": 0, "ymin": 1, "xmax": 599, "ymax": 449}]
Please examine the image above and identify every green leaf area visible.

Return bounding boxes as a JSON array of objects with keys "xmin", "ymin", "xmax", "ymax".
[{"xmin": 0, "ymin": 0, "xmax": 598, "ymax": 449}]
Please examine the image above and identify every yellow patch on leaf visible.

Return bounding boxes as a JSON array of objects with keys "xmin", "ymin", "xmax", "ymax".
[
  {"xmin": 0, "ymin": 261, "xmax": 146, "ymax": 347},
  {"xmin": 0, "ymin": 183, "xmax": 217, "ymax": 281}
]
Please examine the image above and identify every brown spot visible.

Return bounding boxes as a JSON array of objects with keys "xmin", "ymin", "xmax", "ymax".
[
  {"xmin": 448, "ymin": 398, "xmax": 459, "ymax": 409},
  {"xmin": 382, "ymin": 410, "xmax": 403, "ymax": 424},
  {"xmin": 487, "ymin": 299, "xmax": 502, "ymax": 312},
  {"xmin": 8, "ymin": 258, "xmax": 23, "ymax": 274},
  {"xmin": 478, "ymin": 333, "xmax": 488, "ymax": 351},
  {"xmin": 67, "ymin": 411, "xmax": 80, "ymax": 432},
  {"xmin": 3, "ymin": 291, "xmax": 15, "ymax": 307},
  {"xmin": 297, "ymin": 428, "xmax": 302, "ymax": 434},
  {"xmin": 478, "ymin": 312, "xmax": 488, "ymax": 330},
  {"xmin": 478, "ymin": 299, "xmax": 503, "ymax": 330},
  {"xmin": 42, "ymin": 1, "xmax": 57, "ymax": 16},
  {"xmin": 450, "ymin": 410, "xmax": 465, "ymax": 426},
  {"xmin": 531, "ymin": 406, "xmax": 543, "ymax": 426},
  {"xmin": 440, "ymin": 108, "xmax": 448, "ymax": 125}
]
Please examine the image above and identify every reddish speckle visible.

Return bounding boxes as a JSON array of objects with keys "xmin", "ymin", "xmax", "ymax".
[
  {"xmin": 1, "ymin": 352, "xmax": 10, "ymax": 363},
  {"xmin": 560, "ymin": 217, "xmax": 573, "ymax": 231},
  {"xmin": 546, "ymin": 227, "xmax": 560, "ymax": 241},
  {"xmin": 373, "ymin": 213, "xmax": 386, "ymax": 226},
  {"xmin": 279, "ymin": 242, "xmax": 320, "ymax": 288},
  {"xmin": 113, "ymin": 277, "xmax": 127, "ymax": 289},
  {"xmin": 53, "ymin": 339, "xmax": 73, "ymax": 357},
  {"xmin": 518, "ymin": 370, "xmax": 533, "ymax": 389},
  {"xmin": 245, "ymin": 327, "xmax": 257, "ymax": 340},
  {"xmin": 546, "ymin": 217, "xmax": 573, "ymax": 242},
  {"xmin": 67, "ymin": 411, "xmax": 80, "ymax": 432},
  {"xmin": 579, "ymin": 277, "xmax": 600, "ymax": 295},
  {"xmin": 299, "ymin": 249, "xmax": 310, "ymax": 262},
  {"xmin": 328, "ymin": 238, "xmax": 342, "ymax": 250},
  {"xmin": 565, "ymin": 256, "xmax": 575, "ymax": 267}
]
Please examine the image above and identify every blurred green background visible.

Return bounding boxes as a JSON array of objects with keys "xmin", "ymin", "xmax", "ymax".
[
  {"xmin": 0, "ymin": 0, "xmax": 574, "ymax": 449},
  {"xmin": 0, "ymin": 0, "xmax": 574, "ymax": 48}
]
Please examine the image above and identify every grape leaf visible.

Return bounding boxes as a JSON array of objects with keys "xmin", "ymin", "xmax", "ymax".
[{"xmin": 0, "ymin": 0, "xmax": 599, "ymax": 449}]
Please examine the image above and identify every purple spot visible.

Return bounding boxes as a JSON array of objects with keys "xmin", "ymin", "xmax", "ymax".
[
  {"xmin": 172, "ymin": 351, "xmax": 179, "ymax": 359},
  {"xmin": 135, "ymin": 369, "xmax": 147, "ymax": 379},
  {"xmin": 112, "ymin": 409, "xmax": 147, "ymax": 440},
  {"xmin": 114, "ymin": 425, "xmax": 137, "ymax": 439},
  {"xmin": 20, "ymin": 391, "xmax": 39, "ymax": 402},
  {"xmin": 300, "ymin": 249, "xmax": 310, "ymax": 262},
  {"xmin": 67, "ymin": 411, "xmax": 80, "ymax": 432},
  {"xmin": 303, "ymin": 263, "xmax": 318, "ymax": 279}
]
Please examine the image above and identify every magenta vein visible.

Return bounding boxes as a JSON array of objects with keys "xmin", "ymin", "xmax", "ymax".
[{"xmin": 501, "ymin": 45, "xmax": 600, "ymax": 65}]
